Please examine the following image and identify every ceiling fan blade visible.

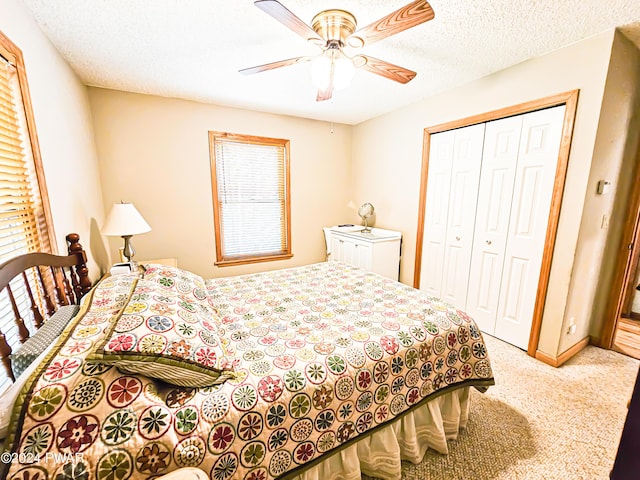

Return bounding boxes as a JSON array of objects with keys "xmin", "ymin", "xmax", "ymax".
[
  {"xmin": 254, "ymin": 0, "xmax": 322, "ymax": 42},
  {"xmin": 316, "ymin": 58, "xmax": 334, "ymax": 102},
  {"xmin": 239, "ymin": 57, "xmax": 308, "ymax": 75},
  {"xmin": 316, "ymin": 86, "xmax": 333, "ymax": 102},
  {"xmin": 356, "ymin": 55, "xmax": 417, "ymax": 84},
  {"xmin": 349, "ymin": 0, "xmax": 435, "ymax": 47}
]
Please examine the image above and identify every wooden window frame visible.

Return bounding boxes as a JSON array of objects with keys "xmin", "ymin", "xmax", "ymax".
[
  {"xmin": 209, "ymin": 131, "xmax": 292, "ymax": 267},
  {"xmin": 0, "ymin": 30, "xmax": 56, "ymax": 392},
  {"xmin": 0, "ymin": 30, "xmax": 55, "ymax": 254}
]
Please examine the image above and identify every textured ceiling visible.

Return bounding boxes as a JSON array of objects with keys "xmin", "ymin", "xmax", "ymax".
[{"xmin": 18, "ymin": 0, "xmax": 640, "ymax": 125}]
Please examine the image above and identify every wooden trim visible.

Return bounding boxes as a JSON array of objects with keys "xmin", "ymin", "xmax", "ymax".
[
  {"xmin": 208, "ymin": 131, "xmax": 290, "ymax": 147},
  {"xmin": 208, "ymin": 131, "xmax": 292, "ymax": 267},
  {"xmin": 413, "ymin": 131, "xmax": 431, "ymax": 288},
  {"xmin": 535, "ymin": 336, "xmax": 590, "ymax": 367},
  {"xmin": 600, "ymin": 148, "xmax": 640, "ymax": 348},
  {"xmin": 284, "ymin": 136, "xmax": 292, "ymax": 262},
  {"xmin": 209, "ymin": 131, "xmax": 223, "ymax": 261},
  {"xmin": 0, "ymin": 39, "xmax": 16, "ymax": 65},
  {"xmin": 209, "ymin": 131, "xmax": 225, "ymax": 264},
  {"xmin": 424, "ymin": 90, "xmax": 581, "ymax": 135},
  {"xmin": 612, "ymin": 317, "xmax": 640, "ymax": 359},
  {"xmin": 556, "ymin": 335, "xmax": 590, "ymax": 365},
  {"xmin": 215, "ymin": 253, "xmax": 294, "ymax": 267},
  {"xmin": 0, "ymin": 30, "xmax": 56, "ymax": 254},
  {"xmin": 414, "ymin": 90, "xmax": 580, "ymax": 359}
]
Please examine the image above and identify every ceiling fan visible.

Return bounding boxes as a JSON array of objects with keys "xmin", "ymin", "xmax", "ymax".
[{"xmin": 240, "ymin": 0, "xmax": 435, "ymax": 101}]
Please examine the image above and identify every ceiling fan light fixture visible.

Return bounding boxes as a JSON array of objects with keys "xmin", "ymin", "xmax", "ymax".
[
  {"xmin": 311, "ymin": 9, "xmax": 357, "ymax": 45},
  {"xmin": 246, "ymin": 1, "xmax": 435, "ymax": 100},
  {"xmin": 333, "ymin": 57, "xmax": 355, "ymax": 90},
  {"xmin": 310, "ymin": 56, "xmax": 332, "ymax": 90},
  {"xmin": 310, "ymin": 52, "xmax": 355, "ymax": 92},
  {"xmin": 347, "ymin": 36, "xmax": 365, "ymax": 48}
]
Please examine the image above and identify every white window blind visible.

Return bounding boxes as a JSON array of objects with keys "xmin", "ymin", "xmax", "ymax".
[
  {"xmin": 0, "ymin": 59, "xmax": 41, "ymax": 259},
  {"xmin": 0, "ymin": 34, "xmax": 52, "ymax": 391},
  {"xmin": 210, "ymin": 132, "xmax": 291, "ymax": 265}
]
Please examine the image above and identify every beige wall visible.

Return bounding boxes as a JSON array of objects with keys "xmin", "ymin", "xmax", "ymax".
[
  {"xmin": 88, "ymin": 88, "xmax": 352, "ymax": 279},
  {"xmin": 351, "ymin": 31, "xmax": 615, "ymax": 357},
  {"xmin": 1, "ymin": 0, "xmax": 107, "ymax": 277},
  {"xmin": 9, "ymin": 0, "xmax": 629, "ymax": 360},
  {"xmin": 581, "ymin": 31, "xmax": 640, "ymax": 350}
]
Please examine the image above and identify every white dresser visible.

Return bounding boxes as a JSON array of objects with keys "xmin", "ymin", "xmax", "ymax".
[{"xmin": 327, "ymin": 227, "xmax": 402, "ymax": 280}]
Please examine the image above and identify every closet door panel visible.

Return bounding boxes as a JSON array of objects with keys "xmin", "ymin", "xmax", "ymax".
[
  {"xmin": 440, "ymin": 124, "xmax": 485, "ymax": 309},
  {"xmin": 420, "ymin": 130, "xmax": 455, "ymax": 297},
  {"xmin": 473, "ymin": 252, "xmax": 501, "ymax": 311},
  {"xmin": 501, "ymin": 256, "xmax": 529, "ymax": 320},
  {"xmin": 466, "ymin": 115, "xmax": 522, "ymax": 334},
  {"xmin": 495, "ymin": 105, "xmax": 566, "ymax": 349}
]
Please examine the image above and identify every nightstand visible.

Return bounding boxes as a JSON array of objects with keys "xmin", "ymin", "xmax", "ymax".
[
  {"xmin": 138, "ymin": 257, "xmax": 178, "ymax": 268},
  {"xmin": 326, "ymin": 227, "xmax": 401, "ymax": 280}
]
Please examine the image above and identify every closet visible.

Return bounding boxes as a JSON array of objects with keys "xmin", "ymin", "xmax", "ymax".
[{"xmin": 418, "ymin": 105, "xmax": 566, "ymax": 350}]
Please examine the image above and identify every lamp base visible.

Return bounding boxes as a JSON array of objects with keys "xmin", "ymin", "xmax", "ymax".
[{"xmin": 122, "ymin": 235, "xmax": 136, "ymax": 263}]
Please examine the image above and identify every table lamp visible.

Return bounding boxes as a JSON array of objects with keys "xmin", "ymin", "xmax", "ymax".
[{"xmin": 102, "ymin": 202, "xmax": 151, "ymax": 264}]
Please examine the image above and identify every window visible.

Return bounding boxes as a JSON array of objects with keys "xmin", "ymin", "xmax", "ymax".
[
  {"xmin": 0, "ymin": 31, "xmax": 53, "ymax": 258},
  {"xmin": 0, "ymin": 31, "xmax": 54, "ymax": 390},
  {"xmin": 209, "ymin": 131, "xmax": 291, "ymax": 266}
]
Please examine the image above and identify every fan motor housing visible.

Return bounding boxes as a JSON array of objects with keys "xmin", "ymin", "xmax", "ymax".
[{"xmin": 311, "ymin": 10, "xmax": 357, "ymax": 46}]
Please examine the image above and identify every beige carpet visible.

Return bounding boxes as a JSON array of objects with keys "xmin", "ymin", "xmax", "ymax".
[{"xmin": 365, "ymin": 335, "xmax": 640, "ymax": 480}]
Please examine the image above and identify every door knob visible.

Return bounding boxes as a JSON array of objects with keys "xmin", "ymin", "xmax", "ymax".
[
  {"xmin": 455, "ymin": 236, "xmax": 461, "ymax": 241},
  {"xmin": 486, "ymin": 240, "xmax": 492, "ymax": 245}
]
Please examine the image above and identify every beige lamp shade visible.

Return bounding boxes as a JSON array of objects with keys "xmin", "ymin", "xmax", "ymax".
[{"xmin": 102, "ymin": 203, "xmax": 151, "ymax": 236}]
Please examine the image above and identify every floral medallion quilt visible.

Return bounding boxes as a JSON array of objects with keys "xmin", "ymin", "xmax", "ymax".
[{"xmin": 2, "ymin": 262, "xmax": 494, "ymax": 480}]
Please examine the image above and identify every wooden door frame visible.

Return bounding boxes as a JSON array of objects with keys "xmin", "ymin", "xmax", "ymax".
[
  {"xmin": 413, "ymin": 90, "xmax": 580, "ymax": 357},
  {"xmin": 599, "ymin": 147, "xmax": 640, "ymax": 349}
]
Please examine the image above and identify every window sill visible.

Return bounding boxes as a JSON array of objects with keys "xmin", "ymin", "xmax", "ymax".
[{"xmin": 215, "ymin": 253, "xmax": 293, "ymax": 267}]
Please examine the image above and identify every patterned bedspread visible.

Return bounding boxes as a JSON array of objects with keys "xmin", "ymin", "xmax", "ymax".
[{"xmin": 2, "ymin": 262, "xmax": 493, "ymax": 480}]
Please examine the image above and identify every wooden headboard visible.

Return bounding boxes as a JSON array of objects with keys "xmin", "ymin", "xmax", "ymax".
[{"xmin": 0, "ymin": 233, "xmax": 91, "ymax": 381}]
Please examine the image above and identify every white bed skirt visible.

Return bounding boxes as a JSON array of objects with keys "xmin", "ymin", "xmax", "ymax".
[
  {"xmin": 157, "ymin": 387, "xmax": 471, "ymax": 480},
  {"xmin": 293, "ymin": 386, "xmax": 471, "ymax": 480}
]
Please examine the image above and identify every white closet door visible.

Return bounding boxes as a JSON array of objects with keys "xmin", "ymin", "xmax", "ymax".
[
  {"xmin": 495, "ymin": 105, "xmax": 566, "ymax": 349},
  {"xmin": 439, "ymin": 123, "xmax": 485, "ymax": 309},
  {"xmin": 420, "ymin": 130, "xmax": 455, "ymax": 297},
  {"xmin": 465, "ymin": 115, "xmax": 523, "ymax": 334}
]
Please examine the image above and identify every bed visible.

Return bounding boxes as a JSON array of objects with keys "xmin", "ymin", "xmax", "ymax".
[{"xmin": 0, "ymin": 234, "xmax": 494, "ymax": 480}]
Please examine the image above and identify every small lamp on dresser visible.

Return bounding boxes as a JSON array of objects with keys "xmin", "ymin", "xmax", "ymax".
[{"xmin": 102, "ymin": 202, "xmax": 151, "ymax": 266}]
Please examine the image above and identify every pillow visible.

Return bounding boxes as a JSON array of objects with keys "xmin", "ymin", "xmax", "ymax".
[
  {"xmin": 88, "ymin": 276, "xmax": 235, "ymax": 387},
  {"xmin": 11, "ymin": 305, "xmax": 80, "ymax": 379},
  {"xmin": 141, "ymin": 264, "xmax": 209, "ymax": 303},
  {"xmin": 0, "ymin": 341, "xmax": 56, "ymax": 439}
]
